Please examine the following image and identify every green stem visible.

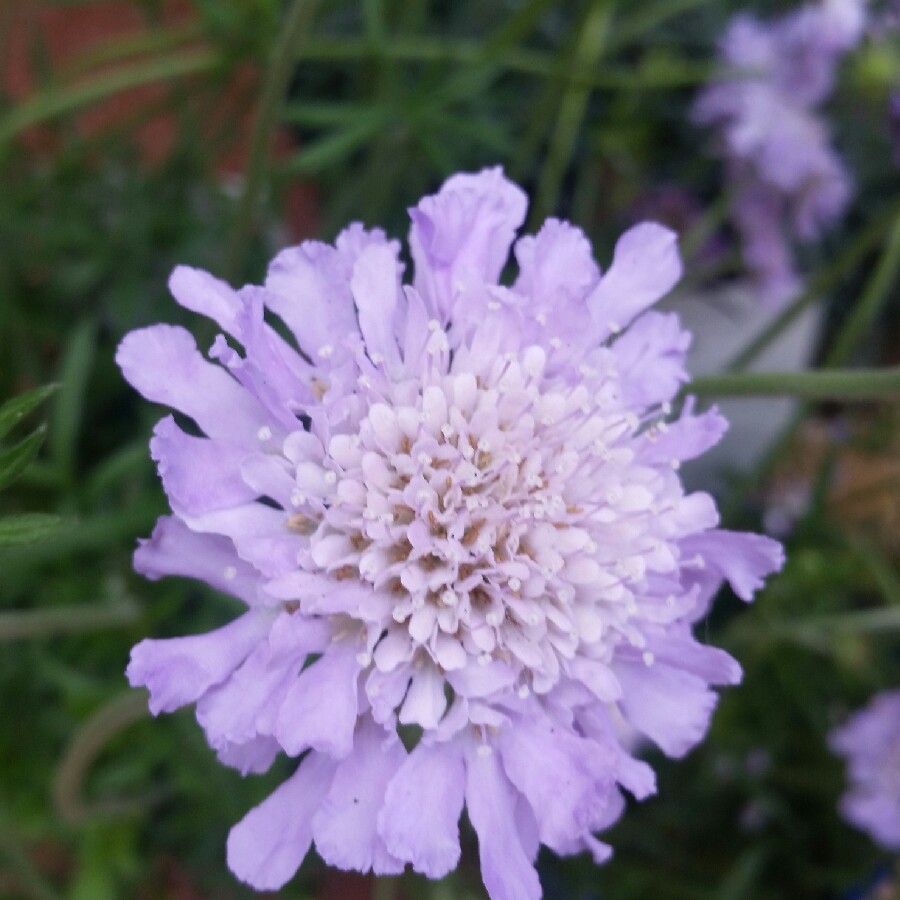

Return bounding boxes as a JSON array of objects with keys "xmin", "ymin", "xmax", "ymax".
[
  {"xmin": 530, "ymin": 3, "xmax": 613, "ymax": 226},
  {"xmin": 825, "ymin": 209, "xmax": 900, "ymax": 366},
  {"xmin": 0, "ymin": 51, "xmax": 216, "ymax": 146},
  {"xmin": 686, "ymin": 366, "xmax": 900, "ymax": 400},
  {"xmin": 224, "ymin": 0, "xmax": 320, "ymax": 281},
  {"xmin": 294, "ymin": 36, "xmax": 719, "ymax": 90},
  {"xmin": 53, "ymin": 692, "xmax": 156, "ymax": 825},
  {"xmin": 0, "ymin": 601, "xmax": 140, "ymax": 641},
  {"xmin": 726, "ymin": 204, "xmax": 899, "ymax": 371}
]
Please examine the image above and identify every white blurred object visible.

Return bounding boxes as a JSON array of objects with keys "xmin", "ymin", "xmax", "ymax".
[{"xmin": 665, "ymin": 284, "xmax": 822, "ymax": 487}]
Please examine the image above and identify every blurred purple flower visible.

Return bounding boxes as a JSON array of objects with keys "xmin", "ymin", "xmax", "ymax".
[
  {"xmin": 117, "ymin": 168, "xmax": 783, "ymax": 898},
  {"xmin": 694, "ymin": 0, "xmax": 866, "ymax": 306},
  {"xmin": 831, "ymin": 690, "xmax": 900, "ymax": 851}
]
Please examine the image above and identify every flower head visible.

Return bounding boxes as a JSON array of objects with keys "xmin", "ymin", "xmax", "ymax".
[
  {"xmin": 831, "ymin": 689, "xmax": 900, "ymax": 851},
  {"xmin": 694, "ymin": 1, "xmax": 866, "ymax": 305},
  {"xmin": 118, "ymin": 168, "xmax": 783, "ymax": 898}
]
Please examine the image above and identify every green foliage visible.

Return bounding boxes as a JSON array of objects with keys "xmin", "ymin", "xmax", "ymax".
[{"xmin": 1, "ymin": 0, "xmax": 899, "ymax": 898}]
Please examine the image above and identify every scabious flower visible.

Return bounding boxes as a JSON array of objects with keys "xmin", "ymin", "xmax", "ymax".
[
  {"xmin": 694, "ymin": 0, "xmax": 867, "ymax": 306},
  {"xmin": 830, "ymin": 690, "xmax": 900, "ymax": 851},
  {"xmin": 118, "ymin": 168, "xmax": 783, "ymax": 898}
]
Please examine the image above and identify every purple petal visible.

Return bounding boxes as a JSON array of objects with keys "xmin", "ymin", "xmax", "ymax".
[
  {"xmin": 150, "ymin": 416, "xmax": 256, "ymax": 515},
  {"xmin": 216, "ymin": 735, "xmax": 280, "ymax": 775},
  {"xmin": 681, "ymin": 529, "xmax": 784, "ymax": 601},
  {"xmin": 612, "ymin": 311, "xmax": 691, "ymax": 406},
  {"xmin": 275, "ymin": 640, "xmax": 362, "ymax": 757},
  {"xmin": 498, "ymin": 716, "xmax": 618, "ymax": 850},
  {"xmin": 378, "ymin": 740, "xmax": 465, "ymax": 878},
  {"xmin": 127, "ymin": 610, "xmax": 273, "ymax": 715},
  {"xmin": 312, "ymin": 717, "xmax": 406, "ymax": 875},
  {"xmin": 168, "ymin": 265, "xmax": 243, "ymax": 336},
  {"xmin": 513, "ymin": 218, "xmax": 599, "ymax": 316},
  {"xmin": 615, "ymin": 658, "xmax": 719, "ymax": 758},
  {"xmin": 116, "ymin": 325, "xmax": 269, "ymax": 443},
  {"xmin": 351, "ymin": 243, "xmax": 404, "ymax": 373},
  {"xmin": 638, "ymin": 404, "xmax": 728, "ymax": 465},
  {"xmin": 134, "ymin": 516, "xmax": 260, "ymax": 604},
  {"xmin": 410, "ymin": 167, "xmax": 527, "ymax": 320},
  {"xmin": 465, "ymin": 744, "xmax": 542, "ymax": 900},
  {"xmin": 227, "ymin": 751, "xmax": 337, "ymax": 890},
  {"xmin": 587, "ymin": 223, "xmax": 682, "ymax": 340}
]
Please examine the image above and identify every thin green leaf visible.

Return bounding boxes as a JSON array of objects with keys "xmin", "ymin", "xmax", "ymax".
[
  {"xmin": 0, "ymin": 384, "xmax": 58, "ymax": 442},
  {"xmin": 0, "ymin": 513, "xmax": 62, "ymax": 546},
  {"xmin": 49, "ymin": 320, "xmax": 96, "ymax": 485},
  {"xmin": 0, "ymin": 50, "xmax": 216, "ymax": 146},
  {"xmin": 277, "ymin": 115, "xmax": 390, "ymax": 177},
  {"xmin": 0, "ymin": 425, "xmax": 46, "ymax": 492}
]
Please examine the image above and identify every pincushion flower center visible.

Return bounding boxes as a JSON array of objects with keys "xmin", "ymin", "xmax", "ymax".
[{"xmin": 300, "ymin": 342, "xmax": 664, "ymax": 684}]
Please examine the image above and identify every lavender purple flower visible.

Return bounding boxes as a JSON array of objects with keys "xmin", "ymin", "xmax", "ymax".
[
  {"xmin": 831, "ymin": 689, "xmax": 900, "ymax": 851},
  {"xmin": 694, "ymin": 0, "xmax": 866, "ymax": 306},
  {"xmin": 118, "ymin": 168, "xmax": 783, "ymax": 898}
]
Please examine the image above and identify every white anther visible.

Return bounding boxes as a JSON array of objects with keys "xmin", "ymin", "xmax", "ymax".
[
  {"xmin": 661, "ymin": 402, "xmax": 672, "ymax": 414},
  {"xmin": 392, "ymin": 608, "xmax": 407, "ymax": 622},
  {"xmin": 535, "ymin": 313, "xmax": 547, "ymax": 326},
  {"xmin": 380, "ymin": 512, "xmax": 394, "ymax": 524},
  {"xmin": 671, "ymin": 459, "xmax": 681, "ymax": 470},
  {"xmin": 642, "ymin": 651, "xmax": 655, "ymax": 667},
  {"xmin": 488, "ymin": 301, "xmax": 501, "ymax": 312},
  {"xmin": 477, "ymin": 438, "xmax": 490, "ymax": 452},
  {"xmin": 412, "ymin": 594, "xmax": 426, "ymax": 609},
  {"xmin": 370, "ymin": 353, "xmax": 384, "ymax": 365},
  {"xmin": 318, "ymin": 344, "xmax": 334, "ymax": 358},
  {"xmin": 417, "ymin": 452, "xmax": 432, "ymax": 466},
  {"xmin": 517, "ymin": 684, "xmax": 531, "ymax": 699},
  {"xmin": 324, "ymin": 471, "xmax": 337, "ymax": 485},
  {"xmin": 257, "ymin": 426, "xmax": 272, "ymax": 441},
  {"xmin": 356, "ymin": 652, "xmax": 372, "ymax": 667},
  {"xmin": 608, "ymin": 321, "xmax": 621, "ymax": 334},
  {"xmin": 549, "ymin": 337, "xmax": 563, "ymax": 349},
  {"xmin": 441, "ymin": 424, "xmax": 455, "ymax": 439},
  {"xmin": 486, "ymin": 611, "xmax": 503, "ymax": 627},
  {"xmin": 223, "ymin": 566, "xmax": 237, "ymax": 581},
  {"xmin": 427, "ymin": 319, "xmax": 441, "ymax": 332},
  {"xmin": 476, "ymin": 743, "xmax": 493, "ymax": 758},
  {"xmin": 441, "ymin": 589, "xmax": 458, "ymax": 607},
  {"xmin": 508, "ymin": 577, "xmax": 521, "ymax": 591},
  {"xmin": 478, "ymin": 653, "xmax": 492, "ymax": 666},
  {"xmin": 416, "ymin": 489, "xmax": 431, "ymax": 504},
  {"xmin": 291, "ymin": 490, "xmax": 307, "ymax": 508}
]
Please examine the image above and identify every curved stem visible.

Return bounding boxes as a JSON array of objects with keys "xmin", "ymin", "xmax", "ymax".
[{"xmin": 53, "ymin": 692, "xmax": 158, "ymax": 826}]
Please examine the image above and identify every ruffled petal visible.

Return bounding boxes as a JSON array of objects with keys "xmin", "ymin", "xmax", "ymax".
[
  {"xmin": 498, "ymin": 716, "xmax": 618, "ymax": 851},
  {"xmin": 410, "ymin": 167, "xmax": 527, "ymax": 320},
  {"xmin": 378, "ymin": 740, "xmax": 465, "ymax": 878},
  {"xmin": 127, "ymin": 610, "xmax": 273, "ymax": 715},
  {"xmin": 151, "ymin": 416, "xmax": 256, "ymax": 515},
  {"xmin": 465, "ymin": 745, "xmax": 542, "ymax": 900},
  {"xmin": 612, "ymin": 311, "xmax": 691, "ymax": 406},
  {"xmin": 168, "ymin": 265, "xmax": 243, "ymax": 336},
  {"xmin": 681, "ymin": 528, "xmax": 784, "ymax": 601},
  {"xmin": 116, "ymin": 325, "xmax": 269, "ymax": 442},
  {"xmin": 227, "ymin": 751, "xmax": 337, "ymax": 890},
  {"xmin": 312, "ymin": 717, "xmax": 406, "ymax": 875},
  {"xmin": 615, "ymin": 657, "xmax": 720, "ymax": 758},
  {"xmin": 275, "ymin": 640, "xmax": 362, "ymax": 757},
  {"xmin": 197, "ymin": 614, "xmax": 333, "ymax": 749},
  {"xmin": 351, "ymin": 243, "xmax": 404, "ymax": 374},
  {"xmin": 587, "ymin": 223, "xmax": 682, "ymax": 340},
  {"xmin": 133, "ymin": 516, "xmax": 260, "ymax": 604}
]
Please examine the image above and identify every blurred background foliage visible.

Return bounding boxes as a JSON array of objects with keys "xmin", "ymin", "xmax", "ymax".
[{"xmin": 1, "ymin": 0, "xmax": 899, "ymax": 898}]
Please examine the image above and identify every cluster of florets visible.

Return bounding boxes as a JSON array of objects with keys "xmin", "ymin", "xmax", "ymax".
[
  {"xmin": 118, "ymin": 168, "xmax": 783, "ymax": 899},
  {"xmin": 694, "ymin": 0, "xmax": 867, "ymax": 305},
  {"xmin": 831, "ymin": 689, "xmax": 900, "ymax": 851}
]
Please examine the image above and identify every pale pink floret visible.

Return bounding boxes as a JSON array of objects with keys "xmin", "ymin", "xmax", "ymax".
[{"xmin": 118, "ymin": 167, "xmax": 783, "ymax": 899}]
